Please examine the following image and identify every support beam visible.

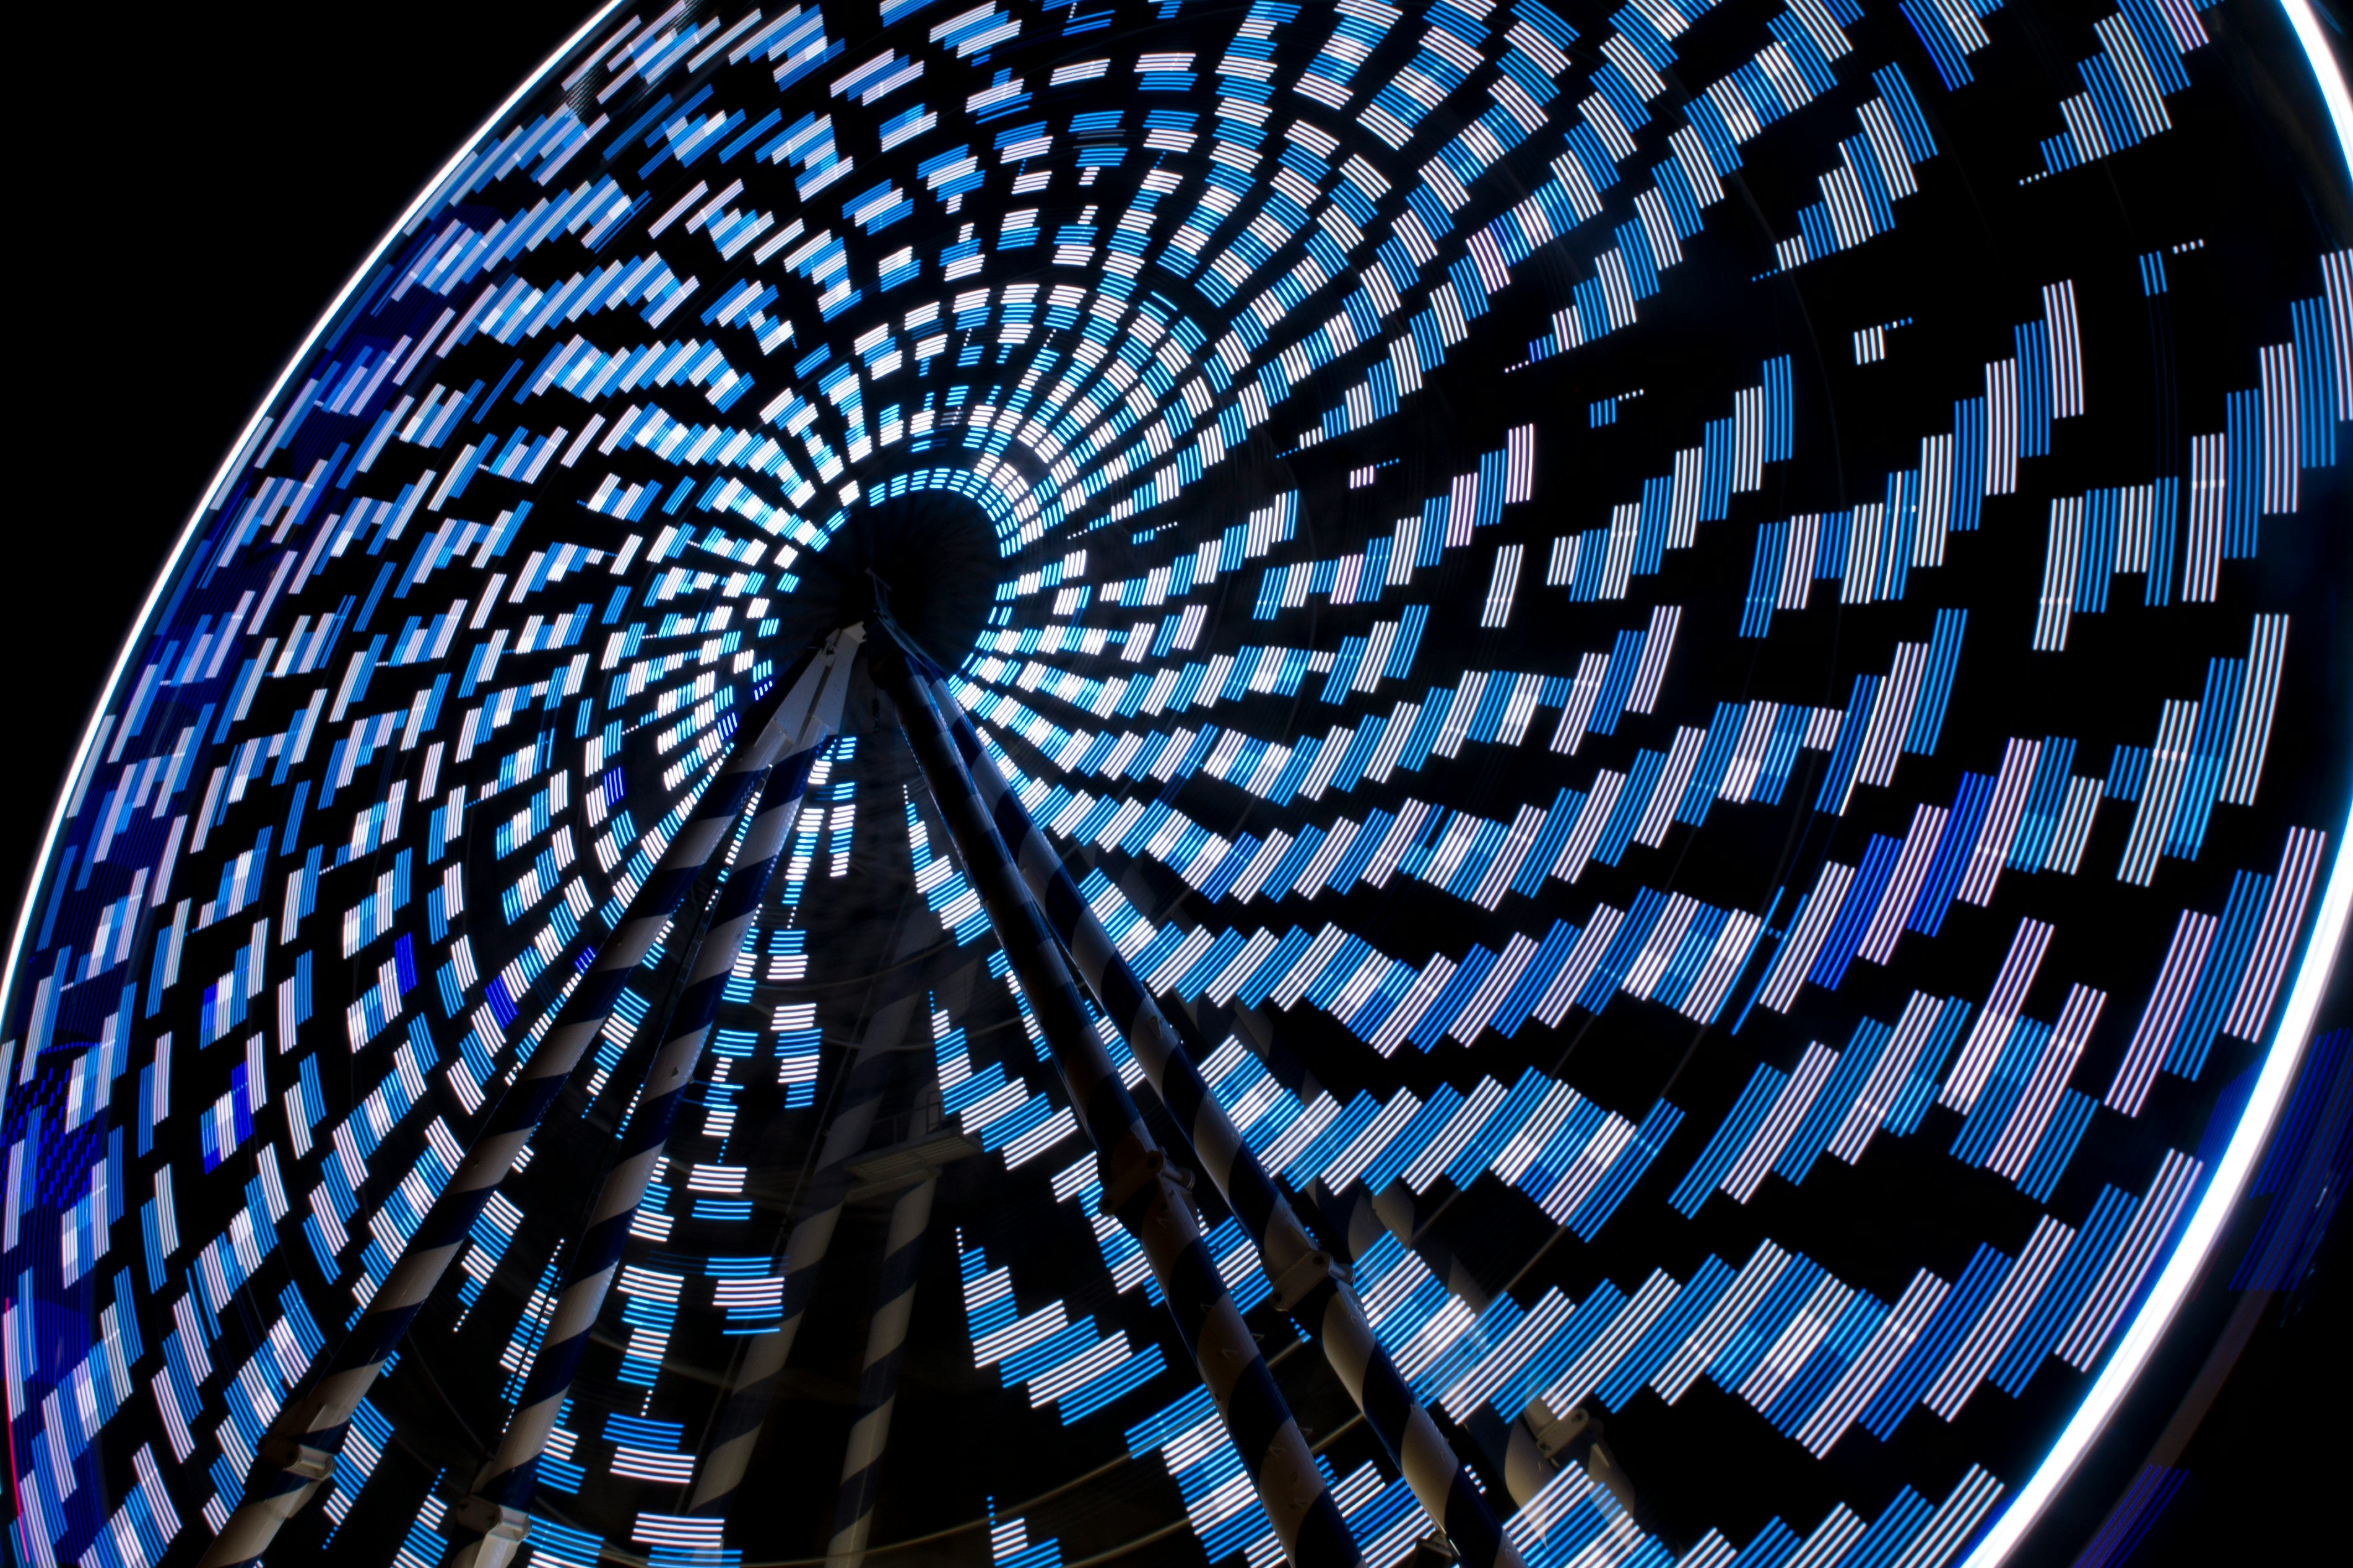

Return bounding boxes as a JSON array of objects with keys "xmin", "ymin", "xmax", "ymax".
[
  {"xmin": 1364, "ymin": 1180, "xmax": 1497, "ymax": 1312},
  {"xmin": 828, "ymin": 1173, "xmax": 939, "ymax": 1568},
  {"xmin": 199, "ymin": 635, "xmax": 853, "ymax": 1568},
  {"xmin": 690, "ymin": 911, "xmax": 935, "ymax": 1515},
  {"xmin": 440, "ymin": 630, "xmax": 862, "ymax": 1567},
  {"xmin": 1313, "ymin": 1180, "xmax": 1645, "ymax": 1523},
  {"xmin": 885, "ymin": 635, "xmax": 1524, "ymax": 1568},
  {"xmin": 871, "ymin": 630, "xmax": 1362, "ymax": 1568}
]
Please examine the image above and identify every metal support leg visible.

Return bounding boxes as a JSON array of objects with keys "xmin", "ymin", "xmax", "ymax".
[
  {"xmin": 872, "ymin": 632, "xmax": 1362, "ymax": 1568},
  {"xmin": 199, "ymin": 637, "xmax": 850, "ymax": 1568},
  {"xmin": 689, "ymin": 912, "xmax": 933, "ymax": 1515},
  {"xmin": 885, "ymin": 636, "xmax": 1524, "ymax": 1568},
  {"xmin": 1316, "ymin": 1183, "xmax": 1644, "ymax": 1524},
  {"xmin": 827, "ymin": 1173, "xmax": 938, "ymax": 1568},
  {"xmin": 440, "ymin": 631, "xmax": 861, "ymax": 1567}
]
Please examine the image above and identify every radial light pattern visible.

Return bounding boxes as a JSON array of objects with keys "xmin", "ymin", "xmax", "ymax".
[{"xmin": 3, "ymin": 3, "xmax": 2347, "ymax": 1568}]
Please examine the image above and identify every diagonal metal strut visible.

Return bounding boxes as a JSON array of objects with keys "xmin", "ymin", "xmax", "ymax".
[
  {"xmin": 438, "ymin": 628, "xmax": 864, "ymax": 1567},
  {"xmin": 871, "ymin": 626, "xmax": 1364, "ymax": 1568},
  {"xmin": 884, "ymin": 626, "xmax": 1529, "ymax": 1568},
  {"xmin": 199, "ymin": 634, "xmax": 857, "ymax": 1568}
]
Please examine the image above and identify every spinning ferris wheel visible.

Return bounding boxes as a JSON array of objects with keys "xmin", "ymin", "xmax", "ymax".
[{"xmin": 4, "ymin": 4, "xmax": 2349, "ymax": 1568}]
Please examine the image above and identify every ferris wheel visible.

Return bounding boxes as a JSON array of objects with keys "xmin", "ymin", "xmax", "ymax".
[{"xmin": 4, "ymin": 4, "xmax": 2349, "ymax": 1568}]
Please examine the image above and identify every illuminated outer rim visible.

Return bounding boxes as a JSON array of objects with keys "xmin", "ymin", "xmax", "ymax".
[
  {"xmin": 0, "ymin": 0, "xmax": 626, "ymax": 1021},
  {"xmin": 1935, "ymin": 32, "xmax": 2353, "ymax": 1566},
  {"xmin": 1, "ymin": 4, "xmax": 2346, "ymax": 1562},
  {"xmin": 0, "ymin": 16, "xmax": 589, "ymax": 1518}
]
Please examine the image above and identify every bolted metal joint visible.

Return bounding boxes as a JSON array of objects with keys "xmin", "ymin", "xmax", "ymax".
[
  {"xmin": 1098, "ymin": 1145, "xmax": 1191, "ymax": 1218},
  {"xmin": 254, "ymin": 1432, "xmax": 336, "ymax": 1483},
  {"xmin": 1523, "ymin": 1397, "xmax": 1596, "ymax": 1463},
  {"xmin": 1404, "ymin": 1531, "xmax": 1463, "ymax": 1568},
  {"xmin": 1520, "ymin": 1397, "xmax": 1641, "ymax": 1523},
  {"xmin": 1267, "ymin": 1248, "xmax": 1345, "ymax": 1314},
  {"xmin": 446, "ymin": 1495, "xmax": 534, "ymax": 1568}
]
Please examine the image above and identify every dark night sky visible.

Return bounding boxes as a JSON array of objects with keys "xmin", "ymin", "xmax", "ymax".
[{"xmin": 11, "ymin": 0, "xmax": 593, "ymax": 906}]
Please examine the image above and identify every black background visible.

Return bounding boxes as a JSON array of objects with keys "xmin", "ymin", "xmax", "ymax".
[
  {"xmin": 10, "ymin": 2, "xmax": 2345, "ymax": 1561},
  {"xmin": 9, "ymin": 0, "xmax": 595, "ymax": 906}
]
